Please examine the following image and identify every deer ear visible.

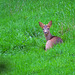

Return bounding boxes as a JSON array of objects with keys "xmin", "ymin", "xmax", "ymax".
[
  {"xmin": 39, "ymin": 22, "xmax": 44, "ymax": 28},
  {"xmin": 47, "ymin": 21, "xmax": 52, "ymax": 28}
]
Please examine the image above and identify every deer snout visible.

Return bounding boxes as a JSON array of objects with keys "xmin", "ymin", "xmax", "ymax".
[
  {"xmin": 44, "ymin": 30, "xmax": 48, "ymax": 34},
  {"xmin": 44, "ymin": 32, "xmax": 47, "ymax": 34}
]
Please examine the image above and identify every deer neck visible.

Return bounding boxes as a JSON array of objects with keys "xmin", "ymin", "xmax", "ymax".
[{"xmin": 45, "ymin": 31, "xmax": 53, "ymax": 41}]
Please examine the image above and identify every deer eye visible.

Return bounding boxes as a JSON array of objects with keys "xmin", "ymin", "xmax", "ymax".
[{"xmin": 47, "ymin": 28, "xmax": 49, "ymax": 30}]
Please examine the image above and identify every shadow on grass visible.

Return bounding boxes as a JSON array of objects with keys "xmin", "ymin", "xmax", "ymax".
[{"xmin": 0, "ymin": 56, "xmax": 12, "ymax": 74}]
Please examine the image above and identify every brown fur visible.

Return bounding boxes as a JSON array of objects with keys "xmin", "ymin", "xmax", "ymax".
[{"xmin": 45, "ymin": 37, "xmax": 63, "ymax": 51}]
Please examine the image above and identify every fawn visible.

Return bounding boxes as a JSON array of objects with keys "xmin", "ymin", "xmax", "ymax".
[{"xmin": 39, "ymin": 20, "xmax": 63, "ymax": 51}]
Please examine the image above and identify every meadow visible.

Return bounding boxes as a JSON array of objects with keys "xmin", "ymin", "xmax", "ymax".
[{"xmin": 0, "ymin": 0, "xmax": 75, "ymax": 75}]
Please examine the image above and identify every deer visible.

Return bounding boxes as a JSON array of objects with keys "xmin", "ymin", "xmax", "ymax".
[{"xmin": 39, "ymin": 20, "xmax": 63, "ymax": 51}]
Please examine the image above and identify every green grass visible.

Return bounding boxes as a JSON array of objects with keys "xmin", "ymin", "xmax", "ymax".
[{"xmin": 0, "ymin": 0, "xmax": 75, "ymax": 75}]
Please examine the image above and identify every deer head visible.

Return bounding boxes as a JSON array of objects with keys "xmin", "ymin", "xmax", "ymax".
[{"xmin": 39, "ymin": 21, "xmax": 52, "ymax": 36}]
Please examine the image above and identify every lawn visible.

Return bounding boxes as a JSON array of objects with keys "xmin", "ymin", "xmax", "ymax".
[{"xmin": 0, "ymin": 0, "xmax": 75, "ymax": 75}]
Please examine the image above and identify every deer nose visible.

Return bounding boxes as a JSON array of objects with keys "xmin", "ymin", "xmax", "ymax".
[{"xmin": 44, "ymin": 32, "xmax": 47, "ymax": 34}]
